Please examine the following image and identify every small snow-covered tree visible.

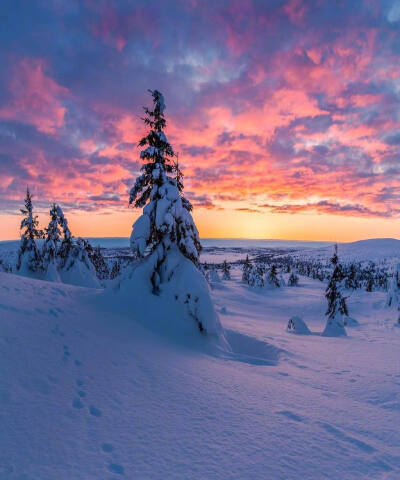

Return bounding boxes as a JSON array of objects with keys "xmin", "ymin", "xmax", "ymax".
[
  {"xmin": 42, "ymin": 203, "xmax": 62, "ymax": 280},
  {"xmin": 110, "ymin": 259, "xmax": 121, "ymax": 280},
  {"xmin": 323, "ymin": 245, "xmax": 348, "ymax": 336},
  {"xmin": 222, "ymin": 260, "xmax": 231, "ymax": 280},
  {"xmin": 288, "ymin": 271, "xmax": 299, "ymax": 286},
  {"xmin": 386, "ymin": 262, "xmax": 400, "ymax": 307},
  {"xmin": 266, "ymin": 264, "xmax": 280, "ymax": 289},
  {"xmin": 242, "ymin": 255, "xmax": 251, "ymax": 282},
  {"xmin": 129, "ymin": 89, "xmax": 201, "ymax": 294},
  {"xmin": 17, "ymin": 187, "xmax": 42, "ymax": 274},
  {"xmin": 57, "ymin": 205, "xmax": 73, "ymax": 268},
  {"xmin": 248, "ymin": 264, "xmax": 264, "ymax": 287},
  {"xmin": 90, "ymin": 246, "xmax": 109, "ymax": 280}
]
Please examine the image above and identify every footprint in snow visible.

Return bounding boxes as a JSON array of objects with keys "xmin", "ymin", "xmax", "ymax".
[
  {"xmin": 101, "ymin": 443, "xmax": 114, "ymax": 453},
  {"xmin": 75, "ymin": 359, "xmax": 83, "ymax": 367},
  {"xmin": 276, "ymin": 410, "xmax": 306, "ymax": 423},
  {"xmin": 76, "ymin": 379, "xmax": 84, "ymax": 386},
  {"xmin": 108, "ymin": 464, "xmax": 124, "ymax": 475},
  {"xmin": 78, "ymin": 390, "xmax": 86, "ymax": 398},
  {"xmin": 72, "ymin": 398, "xmax": 85, "ymax": 409},
  {"xmin": 89, "ymin": 405, "xmax": 102, "ymax": 417}
]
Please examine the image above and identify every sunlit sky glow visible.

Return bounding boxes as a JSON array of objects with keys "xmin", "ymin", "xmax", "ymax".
[{"xmin": 1, "ymin": 0, "xmax": 400, "ymax": 241}]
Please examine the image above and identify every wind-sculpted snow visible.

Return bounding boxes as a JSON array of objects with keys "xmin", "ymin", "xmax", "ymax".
[{"xmin": 1, "ymin": 267, "xmax": 400, "ymax": 479}]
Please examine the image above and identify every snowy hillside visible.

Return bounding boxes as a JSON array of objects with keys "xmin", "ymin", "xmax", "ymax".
[
  {"xmin": 296, "ymin": 238, "xmax": 400, "ymax": 264},
  {"xmin": 1, "ymin": 270, "xmax": 400, "ymax": 479}
]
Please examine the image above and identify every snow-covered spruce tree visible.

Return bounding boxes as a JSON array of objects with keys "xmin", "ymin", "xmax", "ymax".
[
  {"xmin": 248, "ymin": 264, "xmax": 264, "ymax": 288},
  {"xmin": 42, "ymin": 203, "xmax": 61, "ymax": 281},
  {"xmin": 90, "ymin": 246, "xmax": 109, "ymax": 280},
  {"xmin": 242, "ymin": 255, "xmax": 251, "ymax": 283},
  {"xmin": 386, "ymin": 262, "xmax": 400, "ymax": 307},
  {"xmin": 16, "ymin": 187, "xmax": 42, "ymax": 275},
  {"xmin": 110, "ymin": 260, "xmax": 121, "ymax": 280},
  {"xmin": 323, "ymin": 245, "xmax": 348, "ymax": 336},
  {"xmin": 288, "ymin": 271, "xmax": 299, "ymax": 286},
  {"xmin": 222, "ymin": 260, "xmax": 231, "ymax": 280},
  {"xmin": 266, "ymin": 264, "xmax": 280, "ymax": 289},
  {"xmin": 57, "ymin": 205, "xmax": 73, "ymax": 268},
  {"xmin": 127, "ymin": 90, "xmax": 223, "ymax": 337},
  {"xmin": 129, "ymin": 90, "xmax": 201, "ymax": 294},
  {"xmin": 55, "ymin": 207, "xmax": 99, "ymax": 288}
]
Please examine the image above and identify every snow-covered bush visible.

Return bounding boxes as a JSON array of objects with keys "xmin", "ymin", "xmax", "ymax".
[
  {"xmin": 322, "ymin": 245, "xmax": 348, "ymax": 337},
  {"xmin": 16, "ymin": 188, "xmax": 42, "ymax": 276},
  {"xmin": 59, "ymin": 237, "xmax": 100, "ymax": 288},
  {"xmin": 287, "ymin": 316, "xmax": 311, "ymax": 335}
]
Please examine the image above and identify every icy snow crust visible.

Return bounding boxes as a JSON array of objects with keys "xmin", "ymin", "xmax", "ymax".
[{"xmin": 1, "ymin": 262, "xmax": 400, "ymax": 479}]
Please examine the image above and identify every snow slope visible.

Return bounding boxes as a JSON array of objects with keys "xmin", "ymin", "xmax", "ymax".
[
  {"xmin": 1, "ymin": 271, "xmax": 400, "ymax": 479},
  {"xmin": 297, "ymin": 238, "xmax": 400, "ymax": 264}
]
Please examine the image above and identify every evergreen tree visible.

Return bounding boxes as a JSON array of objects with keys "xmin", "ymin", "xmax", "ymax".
[
  {"xmin": 242, "ymin": 255, "xmax": 251, "ymax": 282},
  {"xmin": 248, "ymin": 264, "xmax": 264, "ymax": 287},
  {"xmin": 57, "ymin": 206, "xmax": 73, "ymax": 268},
  {"xmin": 17, "ymin": 187, "xmax": 42, "ymax": 273},
  {"xmin": 129, "ymin": 89, "xmax": 201, "ymax": 294},
  {"xmin": 90, "ymin": 246, "xmax": 109, "ymax": 280},
  {"xmin": 266, "ymin": 264, "xmax": 280, "ymax": 288},
  {"xmin": 344, "ymin": 263, "xmax": 358, "ymax": 290},
  {"xmin": 288, "ymin": 271, "xmax": 299, "ymax": 286},
  {"xmin": 110, "ymin": 260, "xmax": 121, "ymax": 280},
  {"xmin": 386, "ymin": 262, "xmax": 400, "ymax": 307},
  {"xmin": 323, "ymin": 245, "xmax": 348, "ymax": 335},
  {"xmin": 42, "ymin": 203, "xmax": 61, "ymax": 279},
  {"xmin": 222, "ymin": 260, "xmax": 231, "ymax": 280}
]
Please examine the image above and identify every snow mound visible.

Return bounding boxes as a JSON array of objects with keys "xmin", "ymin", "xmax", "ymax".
[
  {"xmin": 322, "ymin": 316, "xmax": 347, "ymax": 337},
  {"xmin": 287, "ymin": 316, "xmax": 311, "ymax": 335},
  {"xmin": 117, "ymin": 248, "xmax": 228, "ymax": 349}
]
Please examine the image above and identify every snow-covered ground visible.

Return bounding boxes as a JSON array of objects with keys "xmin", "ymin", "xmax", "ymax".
[{"xmin": 1, "ymin": 263, "xmax": 400, "ymax": 479}]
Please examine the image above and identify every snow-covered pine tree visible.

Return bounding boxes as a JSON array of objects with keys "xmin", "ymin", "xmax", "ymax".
[
  {"xmin": 57, "ymin": 205, "xmax": 73, "ymax": 268},
  {"xmin": 242, "ymin": 255, "xmax": 251, "ymax": 282},
  {"xmin": 266, "ymin": 264, "xmax": 280, "ymax": 289},
  {"xmin": 128, "ymin": 89, "xmax": 201, "ymax": 294},
  {"xmin": 16, "ymin": 187, "xmax": 42, "ymax": 275},
  {"xmin": 110, "ymin": 260, "xmax": 121, "ymax": 280},
  {"xmin": 42, "ymin": 203, "xmax": 61, "ymax": 281},
  {"xmin": 288, "ymin": 271, "xmax": 299, "ymax": 286},
  {"xmin": 323, "ymin": 245, "xmax": 348, "ymax": 336},
  {"xmin": 90, "ymin": 246, "xmax": 109, "ymax": 280},
  {"xmin": 248, "ymin": 264, "xmax": 264, "ymax": 287},
  {"xmin": 386, "ymin": 262, "xmax": 400, "ymax": 307},
  {"xmin": 222, "ymin": 260, "xmax": 231, "ymax": 280},
  {"xmin": 124, "ymin": 90, "xmax": 226, "ymax": 339}
]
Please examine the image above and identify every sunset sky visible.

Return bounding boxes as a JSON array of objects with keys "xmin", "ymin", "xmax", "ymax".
[{"xmin": 1, "ymin": 0, "xmax": 400, "ymax": 241}]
